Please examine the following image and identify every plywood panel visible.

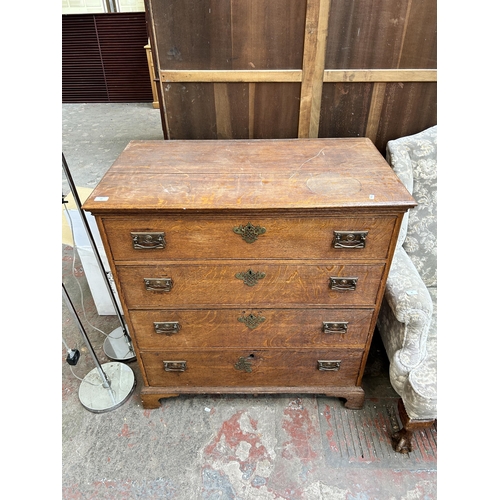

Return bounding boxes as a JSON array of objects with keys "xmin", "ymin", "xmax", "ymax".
[
  {"xmin": 319, "ymin": 81, "xmax": 436, "ymax": 154},
  {"xmin": 229, "ymin": 0, "xmax": 307, "ymax": 69},
  {"xmin": 146, "ymin": 0, "xmax": 437, "ymax": 147},
  {"xmin": 319, "ymin": 83, "xmax": 374, "ymax": 138},
  {"xmin": 149, "ymin": 0, "xmax": 306, "ymax": 70},
  {"xmin": 253, "ymin": 83, "xmax": 302, "ymax": 139},
  {"xmin": 162, "ymin": 82, "xmax": 300, "ymax": 140},
  {"xmin": 150, "ymin": 0, "xmax": 232, "ymax": 70},
  {"xmin": 326, "ymin": 0, "xmax": 409, "ymax": 69},
  {"xmin": 163, "ymin": 83, "xmax": 217, "ymax": 139},
  {"xmin": 374, "ymin": 82, "xmax": 437, "ymax": 150},
  {"xmin": 398, "ymin": 0, "xmax": 437, "ymax": 68}
]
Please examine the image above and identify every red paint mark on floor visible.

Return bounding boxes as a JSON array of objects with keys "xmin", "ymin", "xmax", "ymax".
[
  {"xmin": 205, "ymin": 411, "xmax": 269, "ymax": 463},
  {"xmin": 281, "ymin": 399, "xmax": 318, "ymax": 464},
  {"xmin": 203, "ymin": 410, "xmax": 273, "ymax": 485},
  {"xmin": 414, "ymin": 428, "xmax": 438, "ymax": 462},
  {"xmin": 62, "ymin": 485, "xmax": 84, "ymax": 500},
  {"xmin": 322, "ymin": 405, "xmax": 340, "ymax": 453},
  {"xmin": 118, "ymin": 423, "xmax": 133, "ymax": 438},
  {"xmin": 249, "ymin": 416, "xmax": 258, "ymax": 430}
]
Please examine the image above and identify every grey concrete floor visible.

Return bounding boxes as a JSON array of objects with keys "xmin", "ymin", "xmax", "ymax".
[
  {"xmin": 62, "ymin": 103, "xmax": 437, "ymax": 499},
  {"xmin": 62, "ymin": 103, "xmax": 165, "ymax": 195}
]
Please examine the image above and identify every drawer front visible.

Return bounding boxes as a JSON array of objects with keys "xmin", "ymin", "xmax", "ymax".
[
  {"xmin": 141, "ymin": 348, "xmax": 364, "ymax": 388},
  {"xmin": 102, "ymin": 216, "xmax": 396, "ymax": 261},
  {"xmin": 129, "ymin": 308, "xmax": 374, "ymax": 349},
  {"xmin": 116, "ymin": 262, "xmax": 385, "ymax": 308}
]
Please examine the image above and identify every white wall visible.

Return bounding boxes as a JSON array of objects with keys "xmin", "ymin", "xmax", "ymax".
[{"xmin": 62, "ymin": 0, "xmax": 145, "ymax": 15}]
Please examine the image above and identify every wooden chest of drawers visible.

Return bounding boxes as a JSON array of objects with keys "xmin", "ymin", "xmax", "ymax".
[{"xmin": 83, "ymin": 138, "xmax": 415, "ymax": 410}]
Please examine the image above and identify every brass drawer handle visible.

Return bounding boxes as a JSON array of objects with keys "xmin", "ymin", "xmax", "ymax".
[
  {"xmin": 163, "ymin": 360, "xmax": 186, "ymax": 372},
  {"xmin": 144, "ymin": 278, "xmax": 173, "ymax": 292},
  {"xmin": 329, "ymin": 277, "xmax": 358, "ymax": 291},
  {"xmin": 333, "ymin": 230, "xmax": 368, "ymax": 249},
  {"xmin": 233, "ymin": 222, "xmax": 266, "ymax": 243},
  {"xmin": 235, "ymin": 269, "xmax": 266, "ymax": 287},
  {"xmin": 154, "ymin": 321, "xmax": 181, "ymax": 335},
  {"xmin": 318, "ymin": 360, "xmax": 341, "ymax": 371},
  {"xmin": 323, "ymin": 322, "xmax": 348, "ymax": 334},
  {"xmin": 238, "ymin": 312, "xmax": 266, "ymax": 329},
  {"xmin": 131, "ymin": 231, "xmax": 166, "ymax": 250}
]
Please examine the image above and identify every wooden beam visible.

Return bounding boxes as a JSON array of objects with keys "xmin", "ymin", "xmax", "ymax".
[
  {"xmin": 160, "ymin": 69, "xmax": 302, "ymax": 83},
  {"xmin": 159, "ymin": 68, "xmax": 436, "ymax": 84},
  {"xmin": 213, "ymin": 83, "xmax": 233, "ymax": 139},
  {"xmin": 365, "ymin": 83, "xmax": 387, "ymax": 142},
  {"xmin": 248, "ymin": 82, "xmax": 256, "ymax": 139},
  {"xmin": 323, "ymin": 69, "xmax": 437, "ymax": 82},
  {"xmin": 298, "ymin": 0, "xmax": 331, "ymax": 138}
]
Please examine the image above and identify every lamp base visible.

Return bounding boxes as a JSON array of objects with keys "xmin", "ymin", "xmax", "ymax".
[
  {"xmin": 78, "ymin": 362, "xmax": 136, "ymax": 413},
  {"xmin": 103, "ymin": 327, "xmax": 136, "ymax": 362}
]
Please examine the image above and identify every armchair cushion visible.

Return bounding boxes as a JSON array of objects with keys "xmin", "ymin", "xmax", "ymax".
[
  {"xmin": 382, "ymin": 246, "xmax": 433, "ymax": 368},
  {"xmin": 377, "ymin": 125, "xmax": 437, "ymax": 424},
  {"xmin": 378, "ymin": 281, "xmax": 437, "ymax": 421},
  {"xmin": 386, "ymin": 126, "xmax": 437, "ymax": 287}
]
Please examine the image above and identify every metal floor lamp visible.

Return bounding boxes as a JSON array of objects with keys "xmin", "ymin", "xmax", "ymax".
[
  {"xmin": 62, "ymin": 152, "xmax": 136, "ymax": 363},
  {"xmin": 62, "ymin": 282, "xmax": 136, "ymax": 412}
]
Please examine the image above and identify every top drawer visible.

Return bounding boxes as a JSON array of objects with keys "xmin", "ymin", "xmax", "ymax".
[{"xmin": 101, "ymin": 216, "xmax": 396, "ymax": 261}]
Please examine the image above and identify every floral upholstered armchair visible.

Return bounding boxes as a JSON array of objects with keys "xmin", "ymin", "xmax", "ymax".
[{"xmin": 377, "ymin": 125, "xmax": 437, "ymax": 453}]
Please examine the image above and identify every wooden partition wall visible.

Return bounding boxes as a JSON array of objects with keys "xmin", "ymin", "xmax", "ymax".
[{"xmin": 145, "ymin": 0, "xmax": 436, "ymax": 153}]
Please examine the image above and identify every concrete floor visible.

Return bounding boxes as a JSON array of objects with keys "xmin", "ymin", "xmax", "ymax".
[{"xmin": 62, "ymin": 103, "xmax": 437, "ymax": 499}]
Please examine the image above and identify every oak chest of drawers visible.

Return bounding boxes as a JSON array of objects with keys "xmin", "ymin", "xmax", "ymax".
[{"xmin": 83, "ymin": 138, "xmax": 416, "ymax": 409}]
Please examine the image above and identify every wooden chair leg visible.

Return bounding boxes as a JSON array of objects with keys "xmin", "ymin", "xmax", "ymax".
[{"xmin": 392, "ymin": 398, "xmax": 436, "ymax": 454}]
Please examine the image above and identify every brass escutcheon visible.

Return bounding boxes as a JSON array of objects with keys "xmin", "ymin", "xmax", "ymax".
[
  {"xmin": 234, "ymin": 355, "xmax": 254, "ymax": 373},
  {"xmin": 233, "ymin": 222, "xmax": 266, "ymax": 243},
  {"xmin": 235, "ymin": 269, "xmax": 266, "ymax": 287},
  {"xmin": 238, "ymin": 312, "xmax": 266, "ymax": 330}
]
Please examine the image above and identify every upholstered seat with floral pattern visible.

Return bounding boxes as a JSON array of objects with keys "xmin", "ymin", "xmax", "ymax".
[{"xmin": 377, "ymin": 125, "xmax": 437, "ymax": 453}]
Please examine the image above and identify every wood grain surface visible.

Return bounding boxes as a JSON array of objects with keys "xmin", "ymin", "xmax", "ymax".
[
  {"xmin": 101, "ymin": 215, "xmax": 396, "ymax": 261},
  {"xmin": 115, "ymin": 261, "xmax": 385, "ymax": 308},
  {"xmin": 141, "ymin": 348, "xmax": 364, "ymax": 387},
  {"xmin": 129, "ymin": 308, "xmax": 374, "ymax": 350},
  {"xmin": 83, "ymin": 139, "xmax": 416, "ymax": 213}
]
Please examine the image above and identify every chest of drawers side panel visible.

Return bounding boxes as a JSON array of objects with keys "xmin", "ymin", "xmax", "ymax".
[{"xmin": 353, "ymin": 211, "xmax": 406, "ymax": 386}]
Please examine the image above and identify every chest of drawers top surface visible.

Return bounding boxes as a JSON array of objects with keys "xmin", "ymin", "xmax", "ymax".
[{"xmin": 83, "ymin": 138, "xmax": 415, "ymax": 214}]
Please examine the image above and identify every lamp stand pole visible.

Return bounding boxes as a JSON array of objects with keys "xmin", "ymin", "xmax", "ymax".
[{"xmin": 62, "ymin": 153, "xmax": 136, "ymax": 362}]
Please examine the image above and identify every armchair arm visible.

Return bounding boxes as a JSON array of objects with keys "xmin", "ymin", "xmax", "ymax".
[{"xmin": 383, "ymin": 247, "xmax": 433, "ymax": 368}]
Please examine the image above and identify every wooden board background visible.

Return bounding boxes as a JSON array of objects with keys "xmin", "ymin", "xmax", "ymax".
[{"xmin": 146, "ymin": 0, "xmax": 436, "ymax": 153}]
